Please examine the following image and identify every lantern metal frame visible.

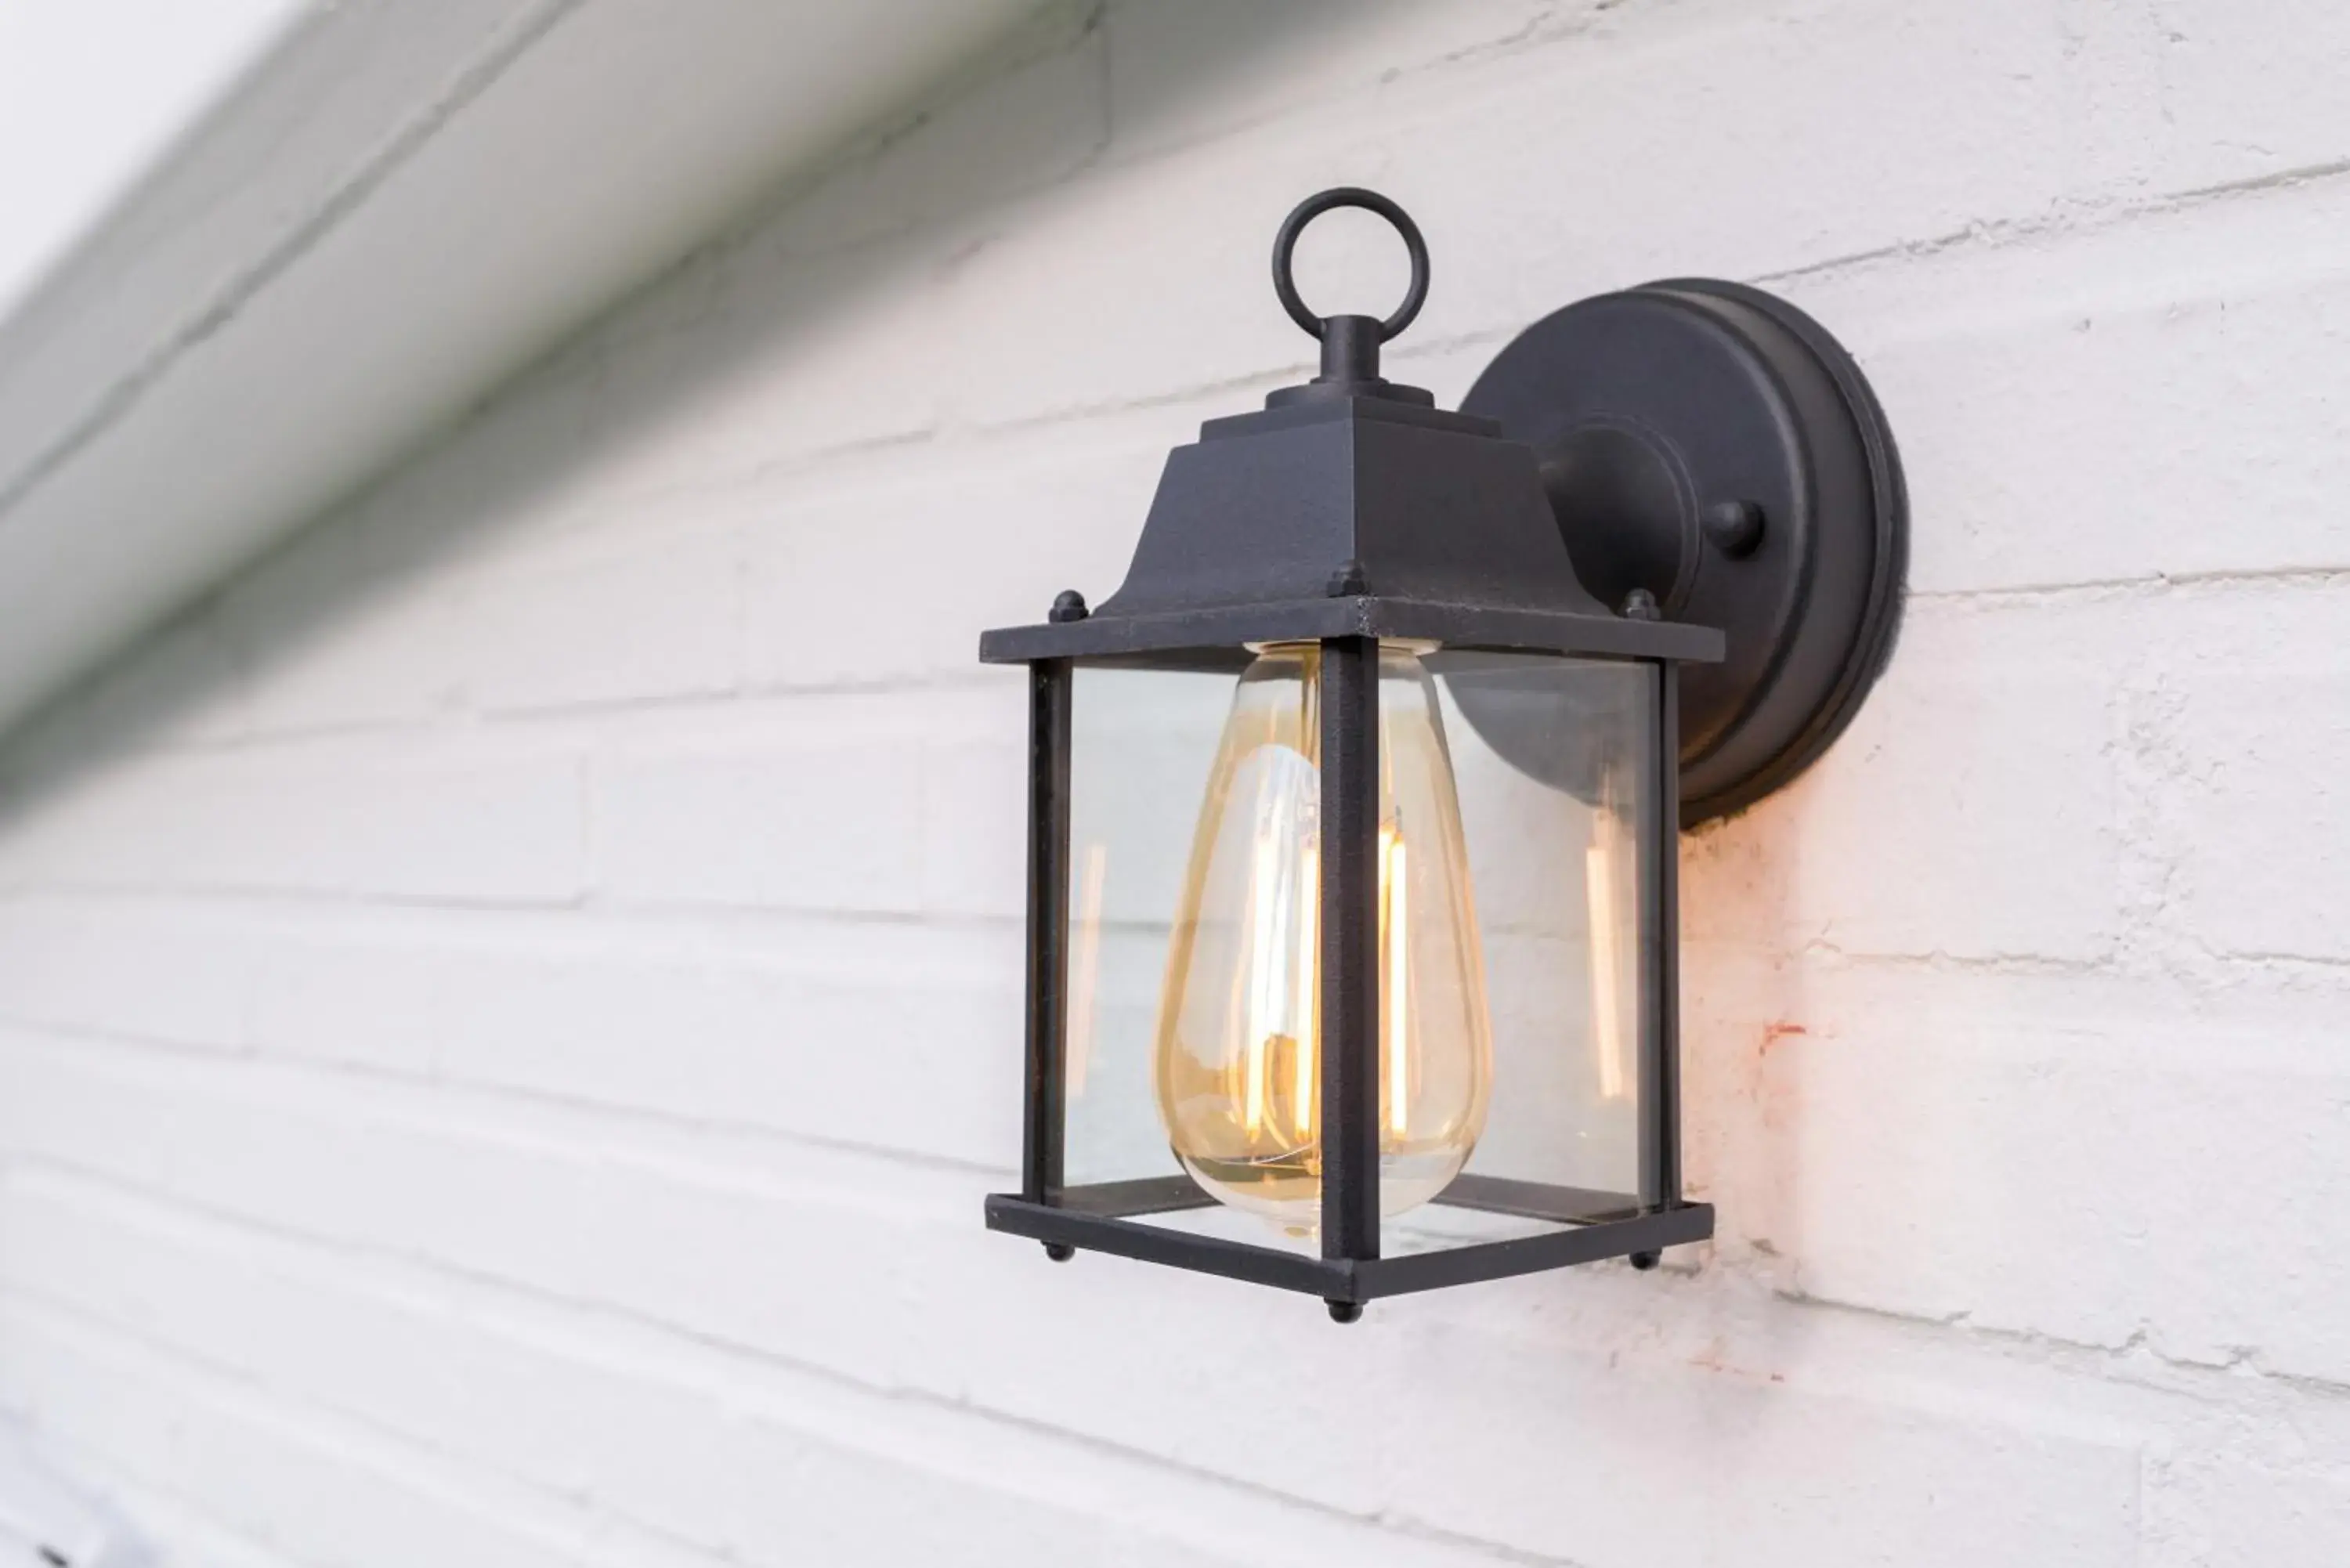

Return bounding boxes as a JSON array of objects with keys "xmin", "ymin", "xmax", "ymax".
[{"xmin": 978, "ymin": 188, "xmax": 1904, "ymax": 1317}]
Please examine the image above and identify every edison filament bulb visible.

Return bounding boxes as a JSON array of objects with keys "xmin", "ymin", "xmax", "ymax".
[{"xmin": 1152, "ymin": 642, "xmax": 1492, "ymax": 1234}]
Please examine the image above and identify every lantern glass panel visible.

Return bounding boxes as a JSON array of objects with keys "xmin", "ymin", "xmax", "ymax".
[
  {"xmin": 1055, "ymin": 649, "xmax": 1662, "ymax": 1266},
  {"xmin": 1061, "ymin": 662, "xmax": 1235, "ymax": 1190},
  {"xmin": 1415, "ymin": 652, "xmax": 1659, "ymax": 1232}
]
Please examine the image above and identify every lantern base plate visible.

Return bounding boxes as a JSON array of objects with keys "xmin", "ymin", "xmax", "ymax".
[
  {"xmin": 1458, "ymin": 278, "xmax": 1907, "ymax": 825},
  {"xmin": 985, "ymin": 1183, "xmax": 1713, "ymax": 1310}
]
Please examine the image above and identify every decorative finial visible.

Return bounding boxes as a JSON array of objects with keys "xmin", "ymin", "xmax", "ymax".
[{"xmin": 1271, "ymin": 187, "xmax": 1430, "ymax": 389}]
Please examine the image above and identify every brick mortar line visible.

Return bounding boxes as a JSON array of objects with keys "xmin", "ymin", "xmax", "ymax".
[
  {"xmin": 2, "ymin": 677, "xmax": 1024, "ymax": 779},
  {"xmin": 399, "ymin": 160, "xmax": 2350, "ymax": 504},
  {"xmin": 8, "ymin": 1141, "xmax": 2341, "ymax": 1568},
  {"xmin": 0, "ymin": 1173, "xmax": 1582, "ymax": 1568},
  {"xmin": 1755, "ymin": 154, "xmax": 2350, "ymax": 292},
  {"xmin": 12, "ymin": 1085, "xmax": 2349, "ymax": 1416},
  {"xmin": 13, "ymin": 558, "xmax": 2344, "ymax": 773},
  {"xmin": 0, "ymin": 1031, "xmax": 1000, "ymax": 1223},
  {"xmin": 1078, "ymin": 0, "xmax": 1822, "ymax": 190},
  {"xmin": 0, "ymin": 874, "xmax": 1025, "ymax": 929},
  {"xmin": 1773, "ymin": 1286, "xmax": 2350, "ymax": 1410},
  {"xmin": 1911, "ymin": 565, "xmax": 2350, "ymax": 605},
  {"xmin": 0, "ymin": 1010, "xmax": 1010, "ymax": 1185},
  {"xmin": 0, "ymin": 1289, "xmax": 702, "ymax": 1568},
  {"xmin": 0, "ymin": 883, "xmax": 1029, "ymax": 945},
  {"xmin": 8, "ymin": 880, "xmax": 2337, "ymax": 987}
]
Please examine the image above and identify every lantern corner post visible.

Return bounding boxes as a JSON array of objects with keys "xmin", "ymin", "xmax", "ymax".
[
  {"xmin": 1638, "ymin": 659, "xmax": 1684, "ymax": 1216},
  {"xmin": 1318, "ymin": 635, "xmax": 1382, "ymax": 1271},
  {"xmin": 1022, "ymin": 658, "xmax": 1075, "ymax": 1212}
]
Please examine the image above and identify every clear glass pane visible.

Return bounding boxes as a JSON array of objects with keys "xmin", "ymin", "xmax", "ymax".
[
  {"xmin": 1061, "ymin": 648, "xmax": 1661, "ymax": 1265},
  {"xmin": 1061, "ymin": 664, "xmax": 1233, "ymax": 1187},
  {"xmin": 1434, "ymin": 652, "xmax": 1658, "ymax": 1205}
]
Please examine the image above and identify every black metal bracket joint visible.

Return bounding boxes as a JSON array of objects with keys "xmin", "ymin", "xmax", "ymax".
[{"xmin": 1459, "ymin": 280, "xmax": 1907, "ymax": 825}]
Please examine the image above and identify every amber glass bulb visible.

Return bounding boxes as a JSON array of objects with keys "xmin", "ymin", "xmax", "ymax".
[{"xmin": 1152, "ymin": 642, "xmax": 1491, "ymax": 1235}]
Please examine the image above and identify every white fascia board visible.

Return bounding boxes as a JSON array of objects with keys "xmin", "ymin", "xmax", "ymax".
[{"xmin": 0, "ymin": 0, "xmax": 1037, "ymax": 734}]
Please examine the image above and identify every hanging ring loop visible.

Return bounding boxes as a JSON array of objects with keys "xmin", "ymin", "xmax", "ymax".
[{"xmin": 1271, "ymin": 187, "xmax": 1430, "ymax": 342}]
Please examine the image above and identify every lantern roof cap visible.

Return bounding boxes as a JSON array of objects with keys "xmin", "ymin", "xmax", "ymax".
[{"xmin": 981, "ymin": 186, "xmax": 1721, "ymax": 668}]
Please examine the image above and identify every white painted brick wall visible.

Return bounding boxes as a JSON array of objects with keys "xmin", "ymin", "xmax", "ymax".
[{"xmin": 2, "ymin": 2, "xmax": 2347, "ymax": 1563}]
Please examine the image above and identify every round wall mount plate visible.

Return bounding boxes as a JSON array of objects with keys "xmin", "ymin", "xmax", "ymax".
[{"xmin": 1459, "ymin": 279, "xmax": 1907, "ymax": 826}]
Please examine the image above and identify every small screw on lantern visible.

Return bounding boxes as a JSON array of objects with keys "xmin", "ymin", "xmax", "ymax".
[{"xmin": 981, "ymin": 188, "xmax": 1906, "ymax": 1320}]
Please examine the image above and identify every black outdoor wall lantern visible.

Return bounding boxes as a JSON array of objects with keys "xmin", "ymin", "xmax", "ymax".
[{"xmin": 981, "ymin": 188, "xmax": 1904, "ymax": 1321}]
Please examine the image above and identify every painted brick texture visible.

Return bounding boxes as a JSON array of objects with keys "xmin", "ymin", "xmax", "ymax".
[{"xmin": 2, "ymin": 2, "xmax": 2348, "ymax": 1564}]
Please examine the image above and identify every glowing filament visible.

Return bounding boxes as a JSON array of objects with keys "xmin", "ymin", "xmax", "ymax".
[
  {"xmin": 1066, "ymin": 844, "xmax": 1108, "ymax": 1096},
  {"xmin": 1293, "ymin": 840, "xmax": 1318, "ymax": 1142},
  {"xmin": 1383, "ymin": 827, "xmax": 1411, "ymax": 1135},
  {"xmin": 1588, "ymin": 836, "xmax": 1629, "ymax": 1100}
]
